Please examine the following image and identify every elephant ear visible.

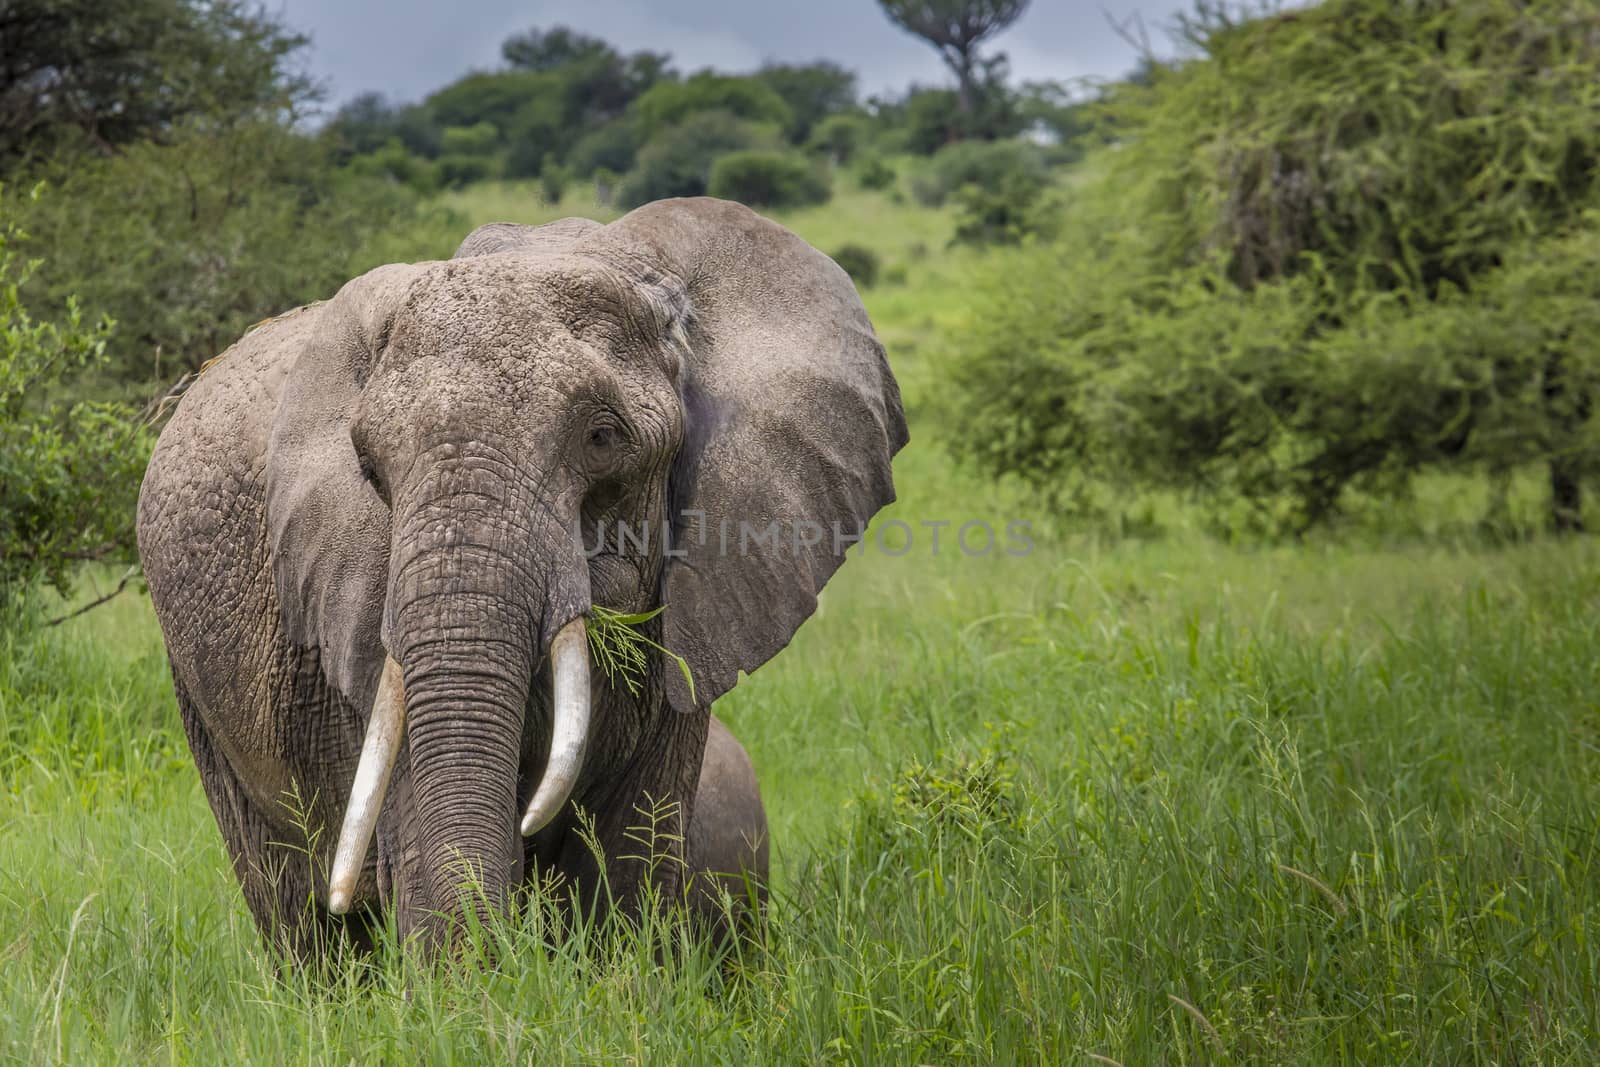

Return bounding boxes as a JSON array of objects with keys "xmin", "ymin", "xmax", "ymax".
[
  {"xmin": 586, "ymin": 197, "xmax": 909, "ymax": 710},
  {"xmin": 265, "ymin": 264, "xmax": 424, "ymax": 707},
  {"xmin": 266, "ymin": 216, "xmax": 604, "ymax": 703}
]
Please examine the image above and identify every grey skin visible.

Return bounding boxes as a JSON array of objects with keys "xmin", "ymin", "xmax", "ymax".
[{"xmin": 136, "ymin": 198, "xmax": 905, "ymax": 958}]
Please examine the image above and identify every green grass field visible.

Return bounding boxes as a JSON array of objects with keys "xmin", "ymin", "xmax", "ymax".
[{"xmin": 2, "ymin": 182, "xmax": 1598, "ymax": 1063}]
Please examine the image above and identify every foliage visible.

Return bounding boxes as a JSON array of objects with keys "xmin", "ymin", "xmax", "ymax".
[
  {"xmin": 877, "ymin": 0, "xmax": 1032, "ymax": 115},
  {"xmin": 0, "ymin": 189, "xmax": 148, "ymax": 614},
  {"xmin": 584, "ymin": 605, "xmax": 694, "ymax": 703},
  {"xmin": 13, "ymin": 124, "xmax": 440, "ymax": 390},
  {"xmin": 753, "ymin": 62, "xmax": 859, "ymax": 144},
  {"xmin": 707, "ymin": 151, "xmax": 831, "ymax": 210},
  {"xmin": 323, "ymin": 93, "xmax": 441, "ymax": 161},
  {"xmin": 949, "ymin": 166, "xmax": 1053, "ymax": 246},
  {"xmin": 830, "ymin": 243, "xmax": 882, "ymax": 288},
  {"xmin": 0, "ymin": 0, "xmax": 315, "ymax": 166},
  {"xmin": 953, "ymin": 0, "xmax": 1600, "ymax": 533},
  {"xmin": 566, "ymin": 120, "xmax": 641, "ymax": 177},
  {"xmin": 538, "ymin": 161, "xmax": 569, "ymax": 205},
  {"xmin": 616, "ymin": 112, "xmax": 777, "ymax": 209},
  {"xmin": 911, "ymin": 137, "xmax": 1046, "ymax": 207},
  {"xmin": 344, "ymin": 138, "xmax": 439, "ymax": 193},
  {"xmin": 898, "ymin": 84, "xmax": 1022, "ymax": 154},
  {"xmin": 629, "ymin": 72, "xmax": 792, "ymax": 142},
  {"xmin": 1016, "ymin": 79, "xmax": 1094, "ymax": 163},
  {"xmin": 854, "ymin": 155, "xmax": 898, "ymax": 191},
  {"xmin": 1119, "ymin": 0, "xmax": 1600, "ymax": 296},
  {"xmin": 807, "ymin": 113, "xmax": 869, "ymax": 164}
]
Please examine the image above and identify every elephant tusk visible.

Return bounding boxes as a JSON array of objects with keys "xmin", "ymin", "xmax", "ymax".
[
  {"xmin": 520, "ymin": 615, "xmax": 592, "ymax": 836},
  {"xmin": 327, "ymin": 656, "xmax": 405, "ymax": 915}
]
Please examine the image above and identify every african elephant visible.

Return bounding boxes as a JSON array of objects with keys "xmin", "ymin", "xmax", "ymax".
[{"xmin": 135, "ymin": 197, "xmax": 905, "ymax": 958}]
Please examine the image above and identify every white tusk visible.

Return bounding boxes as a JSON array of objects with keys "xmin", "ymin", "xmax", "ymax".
[
  {"xmin": 520, "ymin": 616, "xmax": 592, "ymax": 836},
  {"xmin": 327, "ymin": 656, "xmax": 405, "ymax": 915}
]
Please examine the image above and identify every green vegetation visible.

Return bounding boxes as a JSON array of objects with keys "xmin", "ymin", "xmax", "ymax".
[
  {"xmin": 6, "ymin": 0, "xmax": 1600, "ymax": 1061},
  {"xmin": 0, "ymin": 188, "xmax": 149, "ymax": 617},
  {"xmin": 953, "ymin": 0, "xmax": 1600, "ymax": 534},
  {"xmin": 4, "ymin": 176, "xmax": 1599, "ymax": 1063},
  {"xmin": 707, "ymin": 150, "xmax": 832, "ymax": 209}
]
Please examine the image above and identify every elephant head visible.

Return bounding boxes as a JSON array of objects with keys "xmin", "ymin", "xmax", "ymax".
[{"xmin": 259, "ymin": 199, "xmax": 906, "ymax": 937}]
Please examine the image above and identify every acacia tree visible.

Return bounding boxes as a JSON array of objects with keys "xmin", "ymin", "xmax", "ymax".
[
  {"xmin": 877, "ymin": 0, "xmax": 1030, "ymax": 115},
  {"xmin": 952, "ymin": 0, "xmax": 1600, "ymax": 536}
]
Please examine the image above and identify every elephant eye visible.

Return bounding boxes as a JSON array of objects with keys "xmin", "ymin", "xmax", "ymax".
[{"xmin": 588, "ymin": 423, "xmax": 620, "ymax": 454}]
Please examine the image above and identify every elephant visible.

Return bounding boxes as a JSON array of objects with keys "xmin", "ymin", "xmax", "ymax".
[{"xmin": 135, "ymin": 197, "xmax": 906, "ymax": 959}]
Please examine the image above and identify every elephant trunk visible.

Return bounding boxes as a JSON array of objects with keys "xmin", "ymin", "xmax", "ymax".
[
  {"xmin": 401, "ymin": 615, "xmax": 534, "ymax": 924},
  {"xmin": 363, "ymin": 456, "xmax": 593, "ymax": 938}
]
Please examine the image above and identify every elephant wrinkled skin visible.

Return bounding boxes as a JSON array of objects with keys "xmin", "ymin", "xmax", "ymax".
[{"xmin": 135, "ymin": 198, "xmax": 905, "ymax": 958}]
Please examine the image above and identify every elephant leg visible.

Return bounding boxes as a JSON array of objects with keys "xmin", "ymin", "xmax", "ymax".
[
  {"xmin": 172, "ymin": 672, "xmax": 376, "ymax": 963},
  {"xmin": 684, "ymin": 716, "xmax": 769, "ymax": 939}
]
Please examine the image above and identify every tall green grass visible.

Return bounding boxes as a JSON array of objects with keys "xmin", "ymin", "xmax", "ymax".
[{"xmin": 2, "ymin": 182, "xmax": 1597, "ymax": 1062}]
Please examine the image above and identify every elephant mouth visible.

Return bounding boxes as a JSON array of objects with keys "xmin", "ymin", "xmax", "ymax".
[{"xmin": 324, "ymin": 613, "xmax": 592, "ymax": 915}]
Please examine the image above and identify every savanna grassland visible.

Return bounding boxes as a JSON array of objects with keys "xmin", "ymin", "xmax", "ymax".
[{"xmin": 3, "ymin": 181, "xmax": 1599, "ymax": 1065}]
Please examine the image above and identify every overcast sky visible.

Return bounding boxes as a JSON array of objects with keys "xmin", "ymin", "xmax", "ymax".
[{"xmin": 271, "ymin": 1, "xmax": 1199, "ymax": 111}]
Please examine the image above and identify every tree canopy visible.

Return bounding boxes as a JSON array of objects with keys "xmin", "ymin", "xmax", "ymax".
[
  {"xmin": 877, "ymin": 0, "xmax": 1030, "ymax": 114},
  {"xmin": 952, "ymin": 0, "xmax": 1600, "ymax": 535}
]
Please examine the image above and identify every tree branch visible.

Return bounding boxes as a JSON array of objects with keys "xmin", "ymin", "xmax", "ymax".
[{"xmin": 42, "ymin": 566, "xmax": 140, "ymax": 627}]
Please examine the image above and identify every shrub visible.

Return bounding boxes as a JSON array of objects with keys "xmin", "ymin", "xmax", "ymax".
[
  {"xmin": 438, "ymin": 122, "xmax": 499, "ymax": 157},
  {"xmin": 0, "ymin": 188, "xmax": 150, "ymax": 618},
  {"xmin": 914, "ymin": 139, "xmax": 1049, "ymax": 207},
  {"xmin": 344, "ymin": 139, "xmax": 439, "ymax": 194},
  {"xmin": 567, "ymin": 121, "xmax": 640, "ymax": 177},
  {"xmin": 539, "ymin": 160, "xmax": 569, "ymax": 205},
  {"xmin": 808, "ymin": 113, "xmax": 869, "ymax": 164},
  {"xmin": 855, "ymin": 155, "xmax": 898, "ymax": 191},
  {"xmin": 436, "ymin": 154, "xmax": 494, "ymax": 188},
  {"xmin": 706, "ymin": 151, "xmax": 831, "ymax": 209},
  {"xmin": 830, "ymin": 244, "xmax": 881, "ymax": 288},
  {"xmin": 950, "ymin": 169, "xmax": 1054, "ymax": 247},
  {"xmin": 617, "ymin": 111, "xmax": 775, "ymax": 208}
]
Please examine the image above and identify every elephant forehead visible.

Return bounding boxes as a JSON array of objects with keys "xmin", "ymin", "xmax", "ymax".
[{"xmin": 392, "ymin": 253, "xmax": 661, "ymax": 360}]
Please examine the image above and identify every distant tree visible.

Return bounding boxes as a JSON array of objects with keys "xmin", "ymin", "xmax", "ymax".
[
  {"xmin": 876, "ymin": 0, "xmax": 1030, "ymax": 115},
  {"xmin": 501, "ymin": 25, "xmax": 670, "ymax": 121},
  {"xmin": 501, "ymin": 26, "xmax": 613, "ymax": 71},
  {"xmin": 754, "ymin": 62, "xmax": 858, "ymax": 143},
  {"xmin": 0, "ymin": 0, "xmax": 315, "ymax": 166},
  {"xmin": 630, "ymin": 72, "xmax": 792, "ymax": 140}
]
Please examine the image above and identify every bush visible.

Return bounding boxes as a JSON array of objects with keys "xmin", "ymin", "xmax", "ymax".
[
  {"xmin": 913, "ymin": 139, "xmax": 1049, "ymax": 208},
  {"xmin": 830, "ymin": 244, "xmax": 881, "ymax": 288},
  {"xmin": 950, "ymin": 170, "xmax": 1054, "ymax": 247},
  {"xmin": 950, "ymin": 0, "xmax": 1600, "ymax": 534},
  {"xmin": 855, "ymin": 156, "xmax": 898, "ymax": 191},
  {"xmin": 435, "ymin": 154, "xmax": 494, "ymax": 188},
  {"xmin": 808, "ymin": 113, "xmax": 869, "ymax": 163},
  {"xmin": 706, "ymin": 151, "xmax": 831, "ymax": 209},
  {"xmin": 539, "ymin": 160, "xmax": 569, "ymax": 205},
  {"xmin": 617, "ymin": 111, "xmax": 775, "ymax": 208},
  {"xmin": 344, "ymin": 139, "xmax": 439, "ymax": 193},
  {"xmin": 567, "ymin": 121, "xmax": 640, "ymax": 177},
  {"xmin": 0, "ymin": 188, "xmax": 150, "ymax": 618}
]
